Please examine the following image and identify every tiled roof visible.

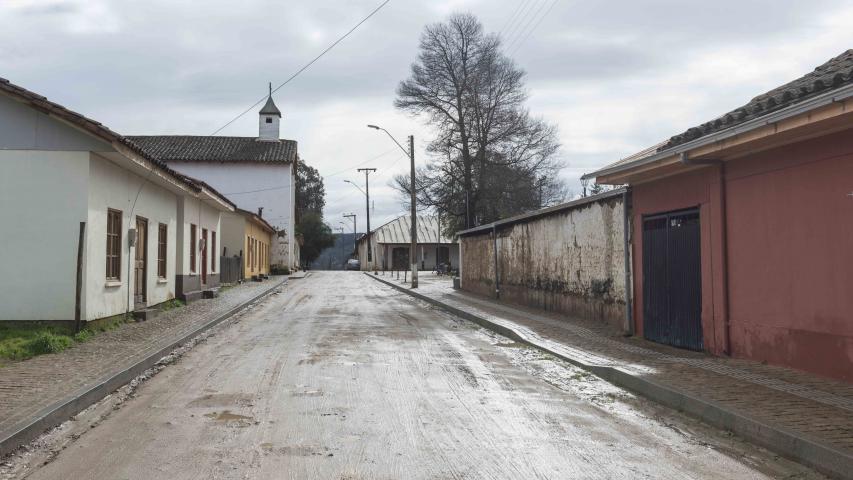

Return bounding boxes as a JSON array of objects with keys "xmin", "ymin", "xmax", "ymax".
[
  {"xmin": 361, "ymin": 215, "xmax": 455, "ymax": 245},
  {"xmin": 127, "ymin": 135, "xmax": 296, "ymax": 164},
  {"xmin": 661, "ymin": 49, "xmax": 853, "ymax": 152}
]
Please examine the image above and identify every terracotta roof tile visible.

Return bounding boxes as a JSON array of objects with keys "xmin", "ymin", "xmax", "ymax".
[{"xmin": 127, "ymin": 135, "xmax": 296, "ymax": 164}]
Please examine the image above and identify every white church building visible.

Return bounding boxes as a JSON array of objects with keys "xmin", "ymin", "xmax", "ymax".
[{"xmin": 129, "ymin": 93, "xmax": 300, "ymax": 270}]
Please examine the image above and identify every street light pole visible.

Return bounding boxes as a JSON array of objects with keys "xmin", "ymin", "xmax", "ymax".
[
  {"xmin": 408, "ymin": 135, "xmax": 418, "ymax": 288},
  {"xmin": 335, "ymin": 226, "xmax": 344, "ymax": 270},
  {"xmin": 357, "ymin": 168, "xmax": 376, "ymax": 269},
  {"xmin": 343, "ymin": 213, "xmax": 357, "ymax": 256},
  {"xmin": 367, "ymin": 124, "xmax": 417, "ymax": 288}
]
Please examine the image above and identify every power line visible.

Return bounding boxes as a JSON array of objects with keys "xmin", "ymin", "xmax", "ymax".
[
  {"xmin": 505, "ymin": 0, "xmax": 551, "ymax": 53},
  {"xmin": 501, "ymin": 0, "xmax": 541, "ymax": 47},
  {"xmin": 223, "ymin": 147, "xmax": 400, "ymax": 195},
  {"xmin": 209, "ymin": 0, "xmax": 391, "ymax": 136},
  {"xmin": 498, "ymin": 0, "xmax": 531, "ymax": 36},
  {"xmin": 508, "ymin": 0, "xmax": 561, "ymax": 55},
  {"xmin": 323, "ymin": 148, "xmax": 397, "ymax": 178}
]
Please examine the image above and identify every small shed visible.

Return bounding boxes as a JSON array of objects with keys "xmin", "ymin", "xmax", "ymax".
[{"xmin": 356, "ymin": 215, "xmax": 459, "ymax": 271}]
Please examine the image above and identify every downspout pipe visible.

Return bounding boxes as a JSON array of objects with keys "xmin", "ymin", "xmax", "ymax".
[
  {"xmin": 492, "ymin": 224, "xmax": 500, "ymax": 299},
  {"xmin": 680, "ymin": 153, "xmax": 731, "ymax": 355},
  {"xmin": 622, "ymin": 189, "xmax": 634, "ymax": 335}
]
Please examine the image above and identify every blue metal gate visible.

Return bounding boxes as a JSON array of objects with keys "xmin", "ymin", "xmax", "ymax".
[{"xmin": 642, "ymin": 209, "xmax": 703, "ymax": 351}]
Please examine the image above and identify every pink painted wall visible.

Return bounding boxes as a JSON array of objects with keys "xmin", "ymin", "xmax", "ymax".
[
  {"xmin": 631, "ymin": 129, "xmax": 853, "ymax": 383},
  {"xmin": 725, "ymin": 130, "xmax": 853, "ymax": 382}
]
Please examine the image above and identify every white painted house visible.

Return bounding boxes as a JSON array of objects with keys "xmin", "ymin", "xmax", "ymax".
[
  {"xmin": 129, "ymin": 93, "xmax": 300, "ymax": 270},
  {"xmin": 0, "ymin": 78, "xmax": 234, "ymax": 323}
]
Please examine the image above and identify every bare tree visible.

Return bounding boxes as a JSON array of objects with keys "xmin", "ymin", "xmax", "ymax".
[{"xmin": 395, "ymin": 13, "xmax": 564, "ymax": 234}]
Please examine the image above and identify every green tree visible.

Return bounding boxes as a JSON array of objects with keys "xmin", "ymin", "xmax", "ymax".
[
  {"xmin": 296, "ymin": 212, "xmax": 336, "ymax": 265},
  {"xmin": 296, "ymin": 161, "xmax": 325, "ymax": 221}
]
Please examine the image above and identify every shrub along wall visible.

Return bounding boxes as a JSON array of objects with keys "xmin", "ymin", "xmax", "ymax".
[{"xmin": 459, "ymin": 190, "xmax": 628, "ymax": 330}]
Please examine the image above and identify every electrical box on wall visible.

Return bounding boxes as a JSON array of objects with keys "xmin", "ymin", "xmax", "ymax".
[{"xmin": 128, "ymin": 228, "xmax": 137, "ymax": 247}]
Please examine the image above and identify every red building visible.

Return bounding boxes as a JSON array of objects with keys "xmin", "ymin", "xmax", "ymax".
[{"xmin": 586, "ymin": 50, "xmax": 853, "ymax": 383}]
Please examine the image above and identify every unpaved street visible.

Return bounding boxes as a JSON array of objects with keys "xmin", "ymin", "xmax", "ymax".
[{"xmin": 13, "ymin": 273, "xmax": 820, "ymax": 479}]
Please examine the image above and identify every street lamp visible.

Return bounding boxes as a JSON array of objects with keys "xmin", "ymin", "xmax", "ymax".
[
  {"xmin": 368, "ymin": 124, "xmax": 417, "ymax": 288},
  {"xmin": 334, "ymin": 226, "xmax": 345, "ymax": 270},
  {"xmin": 343, "ymin": 176, "xmax": 375, "ymax": 270}
]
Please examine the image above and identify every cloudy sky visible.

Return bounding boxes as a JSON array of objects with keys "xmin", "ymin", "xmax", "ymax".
[{"xmin": 1, "ymin": 0, "xmax": 851, "ymax": 233}]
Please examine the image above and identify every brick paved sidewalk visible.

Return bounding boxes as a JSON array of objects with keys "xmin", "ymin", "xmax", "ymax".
[
  {"xmin": 0, "ymin": 277, "xmax": 285, "ymax": 453},
  {"xmin": 373, "ymin": 272, "xmax": 853, "ymax": 478}
]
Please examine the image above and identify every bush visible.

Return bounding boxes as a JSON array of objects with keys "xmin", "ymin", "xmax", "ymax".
[
  {"xmin": 271, "ymin": 266, "xmax": 291, "ymax": 275},
  {"xmin": 26, "ymin": 332, "xmax": 73, "ymax": 355}
]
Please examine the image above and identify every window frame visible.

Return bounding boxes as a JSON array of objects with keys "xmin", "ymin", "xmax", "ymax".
[
  {"xmin": 190, "ymin": 224, "xmax": 197, "ymax": 273},
  {"xmin": 210, "ymin": 231, "xmax": 217, "ymax": 273},
  {"xmin": 157, "ymin": 223, "xmax": 167, "ymax": 279},
  {"xmin": 106, "ymin": 209, "xmax": 122, "ymax": 281}
]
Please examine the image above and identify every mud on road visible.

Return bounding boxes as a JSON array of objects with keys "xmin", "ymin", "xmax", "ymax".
[{"xmin": 2, "ymin": 272, "xmax": 823, "ymax": 479}]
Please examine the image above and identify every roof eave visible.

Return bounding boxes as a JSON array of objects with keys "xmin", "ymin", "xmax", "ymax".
[{"xmin": 584, "ymin": 83, "xmax": 853, "ymax": 183}]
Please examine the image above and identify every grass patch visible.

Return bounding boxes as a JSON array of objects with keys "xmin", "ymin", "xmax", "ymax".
[
  {"xmin": 0, "ymin": 325, "xmax": 77, "ymax": 363},
  {"xmin": 0, "ymin": 316, "xmax": 130, "ymax": 365},
  {"xmin": 160, "ymin": 298, "xmax": 184, "ymax": 311}
]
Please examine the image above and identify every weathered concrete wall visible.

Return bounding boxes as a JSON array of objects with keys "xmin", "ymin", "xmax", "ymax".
[{"xmin": 460, "ymin": 194, "xmax": 627, "ymax": 329}]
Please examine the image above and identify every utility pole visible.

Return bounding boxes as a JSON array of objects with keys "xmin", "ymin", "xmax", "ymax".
[
  {"xmin": 335, "ymin": 226, "xmax": 344, "ymax": 270},
  {"xmin": 357, "ymin": 168, "xmax": 376, "ymax": 269},
  {"xmin": 343, "ymin": 213, "xmax": 357, "ymax": 256},
  {"xmin": 366, "ymin": 124, "xmax": 416, "ymax": 284},
  {"xmin": 408, "ymin": 135, "xmax": 418, "ymax": 289}
]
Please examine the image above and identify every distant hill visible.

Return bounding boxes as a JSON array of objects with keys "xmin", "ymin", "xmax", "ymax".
[{"xmin": 310, "ymin": 233, "xmax": 358, "ymax": 270}]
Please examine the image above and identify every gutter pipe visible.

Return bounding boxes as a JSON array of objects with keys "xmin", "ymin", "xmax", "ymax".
[
  {"xmin": 622, "ymin": 189, "xmax": 634, "ymax": 335},
  {"xmin": 492, "ymin": 224, "xmax": 500, "ymax": 300}
]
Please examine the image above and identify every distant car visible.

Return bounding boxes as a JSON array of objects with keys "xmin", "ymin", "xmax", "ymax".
[{"xmin": 345, "ymin": 259, "xmax": 361, "ymax": 271}]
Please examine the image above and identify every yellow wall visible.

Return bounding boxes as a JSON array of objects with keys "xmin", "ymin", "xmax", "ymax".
[{"xmin": 243, "ymin": 219, "xmax": 272, "ymax": 277}]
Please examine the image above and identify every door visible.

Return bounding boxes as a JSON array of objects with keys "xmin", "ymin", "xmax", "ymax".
[
  {"xmin": 201, "ymin": 228, "xmax": 208, "ymax": 285},
  {"xmin": 436, "ymin": 246, "xmax": 450, "ymax": 266},
  {"xmin": 134, "ymin": 217, "xmax": 148, "ymax": 308},
  {"xmin": 642, "ymin": 209, "xmax": 703, "ymax": 351},
  {"xmin": 391, "ymin": 247, "xmax": 409, "ymax": 270}
]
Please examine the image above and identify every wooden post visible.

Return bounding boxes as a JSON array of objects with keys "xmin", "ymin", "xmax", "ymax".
[{"xmin": 74, "ymin": 222, "xmax": 86, "ymax": 333}]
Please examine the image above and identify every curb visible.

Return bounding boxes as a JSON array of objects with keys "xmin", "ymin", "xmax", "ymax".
[
  {"xmin": 366, "ymin": 272, "xmax": 853, "ymax": 480},
  {"xmin": 0, "ymin": 276, "xmax": 287, "ymax": 458}
]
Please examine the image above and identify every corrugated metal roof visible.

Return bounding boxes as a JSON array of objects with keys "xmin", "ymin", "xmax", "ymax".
[
  {"xmin": 362, "ymin": 215, "xmax": 455, "ymax": 245},
  {"xmin": 457, "ymin": 188, "xmax": 627, "ymax": 237}
]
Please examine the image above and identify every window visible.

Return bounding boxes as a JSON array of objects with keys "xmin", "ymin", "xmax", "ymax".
[
  {"xmin": 190, "ymin": 224, "xmax": 197, "ymax": 272},
  {"xmin": 157, "ymin": 224, "xmax": 167, "ymax": 279},
  {"xmin": 265, "ymin": 117, "xmax": 272, "ymax": 124},
  {"xmin": 211, "ymin": 231, "xmax": 217, "ymax": 272},
  {"xmin": 106, "ymin": 209, "xmax": 122, "ymax": 280}
]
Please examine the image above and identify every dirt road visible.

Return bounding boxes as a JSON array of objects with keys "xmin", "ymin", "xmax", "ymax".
[{"xmin": 10, "ymin": 273, "xmax": 821, "ymax": 479}]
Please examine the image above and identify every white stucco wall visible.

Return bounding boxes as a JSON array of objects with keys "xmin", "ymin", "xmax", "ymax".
[
  {"xmin": 177, "ymin": 196, "xmax": 222, "ymax": 277},
  {"xmin": 168, "ymin": 161, "xmax": 296, "ymax": 268},
  {"xmin": 85, "ymin": 153, "xmax": 179, "ymax": 320},
  {"xmin": 0, "ymin": 150, "xmax": 89, "ymax": 320}
]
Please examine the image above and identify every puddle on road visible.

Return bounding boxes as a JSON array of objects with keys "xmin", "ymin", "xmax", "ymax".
[
  {"xmin": 204, "ymin": 410, "xmax": 256, "ymax": 427},
  {"xmin": 260, "ymin": 443, "xmax": 334, "ymax": 457},
  {"xmin": 188, "ymin": 393, "xmax": 254, "ymax": 408}
]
